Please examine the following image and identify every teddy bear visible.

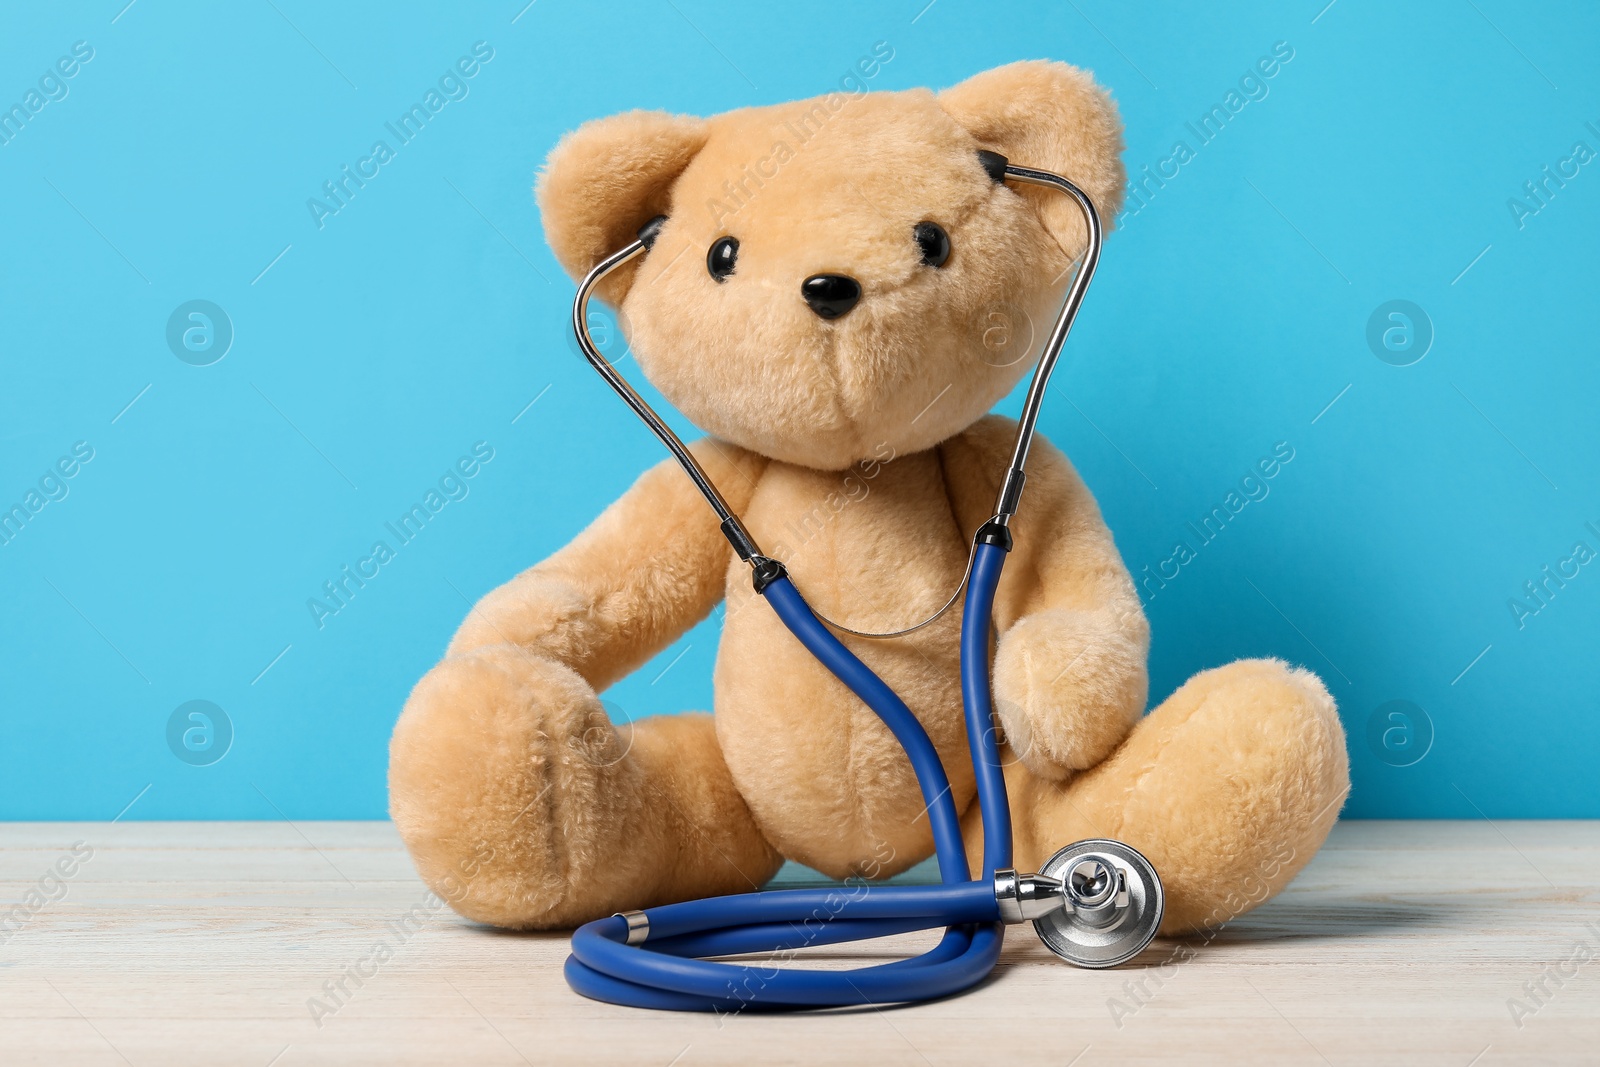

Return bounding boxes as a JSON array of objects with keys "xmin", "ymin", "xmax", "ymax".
[{"xmin": 388, "ymin": 59, "xmax": 1349, "ymax": 939}]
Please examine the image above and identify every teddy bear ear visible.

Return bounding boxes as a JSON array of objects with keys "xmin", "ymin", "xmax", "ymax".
[
  {"xmin": 938, "ymin": 61, "xmax": 1126, "ymax": 252},
  {"xmin": 536, "ymin": 109, "xmax": 709, "ymax": 298}
]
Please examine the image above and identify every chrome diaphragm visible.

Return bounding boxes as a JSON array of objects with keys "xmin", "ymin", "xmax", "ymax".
[{"xmin": 995, "ymin": 838, "xmax": 1164, "ymax": 968}]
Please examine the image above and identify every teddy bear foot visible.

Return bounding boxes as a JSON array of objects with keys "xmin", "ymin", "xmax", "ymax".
[
  {"xmin": 388, "ymin": 644, "xmax": 781, "ymax": 929},
  {"xmin": 985, "ymin": 658, "xmax": 1349, "ymax": 936}
]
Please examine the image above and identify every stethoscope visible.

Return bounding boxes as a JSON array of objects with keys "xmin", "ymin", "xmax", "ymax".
[{"xmin": 563, "ymin": 158, "xmax": 1163, "ymax": 1011}]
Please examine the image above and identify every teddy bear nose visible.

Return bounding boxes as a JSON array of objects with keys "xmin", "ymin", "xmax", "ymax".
[{"xmin": 801, "ymin": 274, "xmax": 862, "ymax": 320}]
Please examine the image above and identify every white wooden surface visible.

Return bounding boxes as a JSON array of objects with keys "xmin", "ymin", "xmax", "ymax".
[{"xmin": 1, "ymin": 820, "xmax": 1596, "ymax": 1065}]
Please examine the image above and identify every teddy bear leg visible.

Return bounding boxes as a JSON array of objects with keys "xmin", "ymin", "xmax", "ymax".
[
  {"xmin": 977, "ymin": 658, "xmax": 1348, "ymax": 935},
  {"xmin": 389, "ymin": 643, "xmax": 782, "ymax": 929}
]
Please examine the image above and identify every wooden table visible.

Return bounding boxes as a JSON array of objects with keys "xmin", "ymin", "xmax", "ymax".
[{"xmin": 1, "ymin": 821, "xmax": 1595, "ymax": 1065}]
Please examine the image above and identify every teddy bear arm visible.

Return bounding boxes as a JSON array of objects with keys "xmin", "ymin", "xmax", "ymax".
[
  {"xmin": 941, "ymin": 417, "xmax": 1150, "ymax": 780},
  {"xmin": 447, "ymin": 439, "xmax": 767, "ymax": 693}
]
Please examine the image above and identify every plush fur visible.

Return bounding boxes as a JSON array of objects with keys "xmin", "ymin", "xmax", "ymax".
[{"xmin": 389, "ymin": 61, "xmax": 1349, "ymax": 937}]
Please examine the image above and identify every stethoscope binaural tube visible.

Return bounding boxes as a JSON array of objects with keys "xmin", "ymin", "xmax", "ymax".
[
  {"xmin": 568, "ymin": 163, "xmax": 1103, "ymax": 565},
  {"xmin": 562, "ymin": 163, "xmax": 1161, "ymax": 1011}
]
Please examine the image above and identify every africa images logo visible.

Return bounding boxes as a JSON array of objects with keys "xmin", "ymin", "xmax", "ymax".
[
  {"xmin": 306, "ymin": 442, "xmax": 495, "ymax": 629},
  {"xmin": 306, "ymin": 42, "xmax": 495, "ymax": 230}
]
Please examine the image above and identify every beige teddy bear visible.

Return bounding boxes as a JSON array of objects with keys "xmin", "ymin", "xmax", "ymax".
[{"xmin": 388, "ymin": 60, "xmax": 1349, "ymax": 938}]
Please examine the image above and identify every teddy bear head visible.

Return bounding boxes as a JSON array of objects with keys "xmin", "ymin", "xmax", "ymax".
[{"xmin": 538, "ymin": 61, "xmax": 1124, "ymax": 471}]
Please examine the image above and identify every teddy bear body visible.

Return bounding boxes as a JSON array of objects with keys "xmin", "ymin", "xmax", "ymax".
[{"xmin": 389, "ymin": 62, "xmax": 1349, "ymax": 937}]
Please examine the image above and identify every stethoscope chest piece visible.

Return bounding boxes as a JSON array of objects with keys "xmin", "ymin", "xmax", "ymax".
[{"xmin": 1031, "ymin": 839, "xmax": 1164, "ymax": 968}]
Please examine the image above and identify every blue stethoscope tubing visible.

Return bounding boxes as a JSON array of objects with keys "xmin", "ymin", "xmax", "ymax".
[{"xmin": 564, "ymin": 542, "xmax": 1013, "ymax": 1011}]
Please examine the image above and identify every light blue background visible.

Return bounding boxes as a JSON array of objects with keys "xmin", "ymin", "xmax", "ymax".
[{"xmin": 2, "ymin": 1, "xmax": 1595, "ymax": 820}]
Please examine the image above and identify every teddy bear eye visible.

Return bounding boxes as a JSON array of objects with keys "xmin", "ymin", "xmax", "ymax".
[
  {"xmin": 914, "ymin": 222, "xmax": 951, "ymax": 268},
  {"xmin": 706, "ymin": 236, "xmax": 739, "ymax": 282}
]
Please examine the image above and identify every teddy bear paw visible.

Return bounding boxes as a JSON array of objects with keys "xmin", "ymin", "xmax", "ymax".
[
  {"xmin": 991, "ymin": 607, "xmax": 1150, "ymax": 781},
  {"xmin": 388, "ymin": 644, "xmax": 644, "ymax": 928}
]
